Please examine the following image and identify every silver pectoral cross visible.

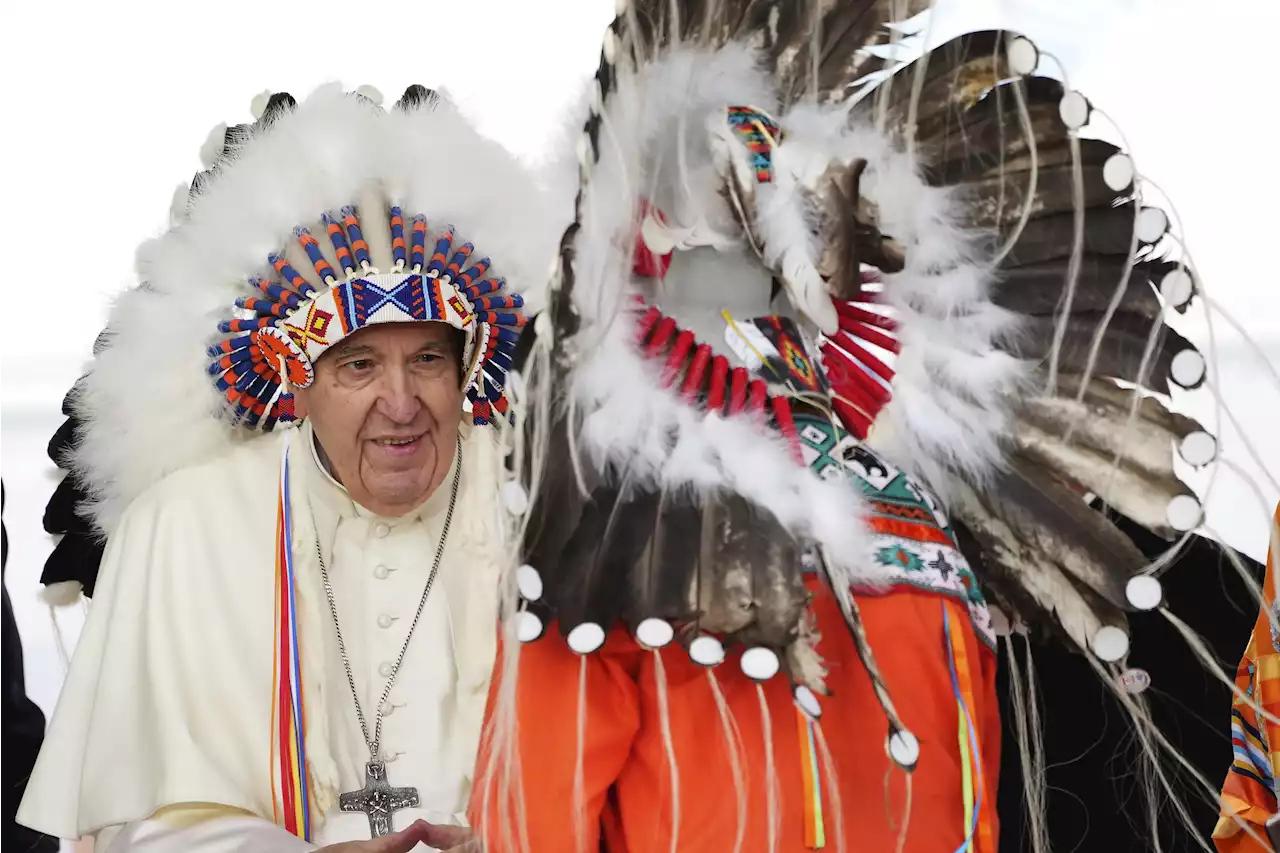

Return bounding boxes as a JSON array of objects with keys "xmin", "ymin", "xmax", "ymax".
[{"xmin": 339, "ymin": 761, "xmax": 420, "ymax": 838}]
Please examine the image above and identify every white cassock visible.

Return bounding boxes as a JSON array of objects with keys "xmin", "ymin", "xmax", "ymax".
[{"xmin": 17, "ymin": 420, "xmax": 504, "ymax": 851}]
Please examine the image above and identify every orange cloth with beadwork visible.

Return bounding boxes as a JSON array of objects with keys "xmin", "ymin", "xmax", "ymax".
[
  {"xmin": 1213, "ymin": 506, "xmax": 1280, "ymax": 852},
  {"xmin": 471, "ymin": 583, "xmax": 1000, "ymax": 853}
]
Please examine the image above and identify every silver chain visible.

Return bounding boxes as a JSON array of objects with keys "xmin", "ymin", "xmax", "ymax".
[{"xmin": 313, "ymin": 434, "xmax": 462, "ymax": 761}]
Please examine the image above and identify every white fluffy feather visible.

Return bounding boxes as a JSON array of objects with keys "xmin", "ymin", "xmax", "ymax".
[
  {"xmin": 742, "ymin": 102, "xmax": 1023, "ymax": 503},
  {"xmin": 546, "ymin": 40, "xmax": 1021, "ymax": 584},
  {"xmin": 781, "ymin": 107, "xmax": 1024, "ymax": 503},
  {"xmin": 73, "ymin": 83, "xmax": 557, "ymax": 535},
  {"xmin": 547, "ymin": 45, "xmax": 883, "ymax": 585}
]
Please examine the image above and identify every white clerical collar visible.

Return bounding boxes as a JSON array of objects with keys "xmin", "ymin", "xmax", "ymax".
[{"xmin": 301, "ymin": 419, "xmax": 463, "ymax": 526}]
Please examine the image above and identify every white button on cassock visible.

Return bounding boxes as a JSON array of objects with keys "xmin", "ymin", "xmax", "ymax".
[
  {"xmin": 374, "ymin": 523, "xmax": 390, "ymax": 538},
  {"xmin": 374, "ymin": 565, "xmax": 389, "ymax": 580},
  {"xmin": 379, "ymin": 701, "xmax": 394, "ymax": 716},
  {"xmin": 377, "ymin": 614, "xmax": 394, "ymax": 629},
  {"xmin": 378, "ymin": 662, "xmax": 394, "ymax": 678}
]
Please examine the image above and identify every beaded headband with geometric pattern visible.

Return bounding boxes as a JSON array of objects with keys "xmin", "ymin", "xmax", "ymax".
[{"xmin": 207, "ymin": 207, "xmax": 524, "ymax": 431}]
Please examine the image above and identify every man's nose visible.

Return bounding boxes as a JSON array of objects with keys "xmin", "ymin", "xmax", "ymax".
[{"xmin": 375, "ymin": 367, "xmax": 422, "ymax": 423}]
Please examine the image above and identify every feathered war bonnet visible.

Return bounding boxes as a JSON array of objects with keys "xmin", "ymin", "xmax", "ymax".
[
  {"xmin": 499, "ymin": 0, "xmax": 1214, "ymax": 777},
  {"xmin": 71, "ymin": 83, "xmax": 553, "ymax": 537}
]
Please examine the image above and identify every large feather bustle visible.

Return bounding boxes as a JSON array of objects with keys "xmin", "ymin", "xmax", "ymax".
[
  {"xmin": 70, "ymin": 84, "xmax": 557, "ymax": 536},
  {"xmin": 868, "ymin": 30, "xmax": 1212, "ymax": 652}
]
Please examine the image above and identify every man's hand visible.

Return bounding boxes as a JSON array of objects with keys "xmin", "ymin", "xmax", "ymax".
[
  {"xmin": 315, "ymin": 820, "xmax": 435, "ymax": 852},
  {"xmin": 420, "ymin": 822, "xmax": 477, "ymax": 851}
]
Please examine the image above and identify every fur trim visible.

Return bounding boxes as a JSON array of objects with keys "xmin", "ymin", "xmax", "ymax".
[{"xmin": 72, "ymin": 83, "xmax": 557, "ymax": 536}]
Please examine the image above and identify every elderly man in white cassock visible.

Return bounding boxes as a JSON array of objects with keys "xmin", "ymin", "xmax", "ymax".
[{"xmin": 16, "ymin": 84, "xmax": 550, "ymax": 852}]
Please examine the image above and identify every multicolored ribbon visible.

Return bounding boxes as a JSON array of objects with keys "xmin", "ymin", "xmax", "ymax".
[
  {"xmin": 943, "ymin": 600, "xmax": 993, "ymax": 853},
  {"xmin": 270, "ymin": 429, "xmax": 312, "ymax": 840},
  {"xmin": 796, "ymin": 707, "xmax": 827, "ymax": 848}
]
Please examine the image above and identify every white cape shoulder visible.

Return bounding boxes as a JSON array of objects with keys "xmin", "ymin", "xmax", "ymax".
[{"xmin": 18, "ymin": 433, "xmax": 285, "ymax": 839}]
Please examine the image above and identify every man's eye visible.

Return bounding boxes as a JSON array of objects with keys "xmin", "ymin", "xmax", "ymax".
[
  {"xmin": 417, "ymin": 353, "xmax": 442, "ymax": 363},
  {"xmin": 343, "ymin": 359, "xmax": 372, "ymax": 371}
]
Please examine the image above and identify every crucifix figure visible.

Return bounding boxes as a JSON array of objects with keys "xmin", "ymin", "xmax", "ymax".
[{"xmin": 339, "ymin": 761, "xmax": 421, "ymax": 838}]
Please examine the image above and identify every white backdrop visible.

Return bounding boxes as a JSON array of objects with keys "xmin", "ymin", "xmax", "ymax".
[{"xmin": 2, "ymin": 0, "xmax": 1277, "ymax": 819}]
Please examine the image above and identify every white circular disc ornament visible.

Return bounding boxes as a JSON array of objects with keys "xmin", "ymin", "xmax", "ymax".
[
  {"xmin": 567, "ymin": 622, "xmax": 606, "ymax": 654},
  {"xmin": 516, "ymin": 564, "xmax": 543, "ymax": 602},
  {"xmin": 1125, "ymin": 575, "xmax": 1163, "ymax": 611},
  {"xmin": 635, "ymin": 617, "xmax": 674, "ymax": 649},
  {"xmin": 689, "ymin": 635, "xmax": 726, "ymax": 667},
  {"xmin": 887, "ymin": 729, "xmax": 920, "ymax": 770},
  {"xmin": 1058, "ymin": 90, "xmax": 1091, "ymax": 130},
  {"xmin": 1179, "ymin": 431, "xmax": 1217, "ymax": 467},
  {"xmin": 1102, "ymin": 152, "xmax": 1135, "ymax": 191},
  {"xmin": 501, "ymin": 481, "xmax": 530, "ymax": 516},
  {"xmin": 517, "ymin": 609, "xmax": 544, "ymax": 643},
  {"xmin": 1120, "ymin": 668, "xmax": 1151, "ymax": 695},
  {"xmin": 1166, "ymin": 494, "xmax": 1203, "ymax": 532},
  {"xmin": 1160, "ymin": 268, "xmax": 1195, "ymax": 307},
  {"xmin": 1135, "ymin": 207, "xmax": 1170, "ymax": 244},
  {"xmin": 1091, "ymin": 625, "xmax": 1130, "ymax": 663},
  {"xmin": 740, "ymin": 647, "xmax": 781, "ymax": 682},
  {"xmin": 1170, "ymin": 348, "xmax": 1206, "ymax": 388},
  {"xmin": 794, "ymin": 685, "xmax": 822, "ymax": 719},
  {"xmin": 1006, "ymin": 36, "xmax": 1040, "ymax": 76}
]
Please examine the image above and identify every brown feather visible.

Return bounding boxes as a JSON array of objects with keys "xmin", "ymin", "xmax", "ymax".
[
  {"xmin": 973, "ymin": 452, "xmax": 1147, "ymax": 608},
  {"xmin": 1011, "ymin": 374, "xmax": 1203, "ymax": 537},
  {"xmin": 952, "ymin": 483, "xmax": 1134, "ymax": 653},
  {"xmin": 521, "ymin": 413, "xmax": 591, "ymax": 586},
  {"xmin": 697, "ymin": 494, "xmax": 806, "ymax": 647},
  {"xmin": 622, "ymin": 0, "xmax": 927, "ymax": 106},
  {"xmin": 1001, "ymin": 204, "xmax": 1138, "ymax": 268},
  {"xmin": 775, "ymin": 0, "xmax": 931, "ymax": 106},
  {"xmin": 1014, "ymin": 311, "xmax": 1192, "ymax": 392},
  {"xmin": 991, "ymin": 256, "xmax": 1165, "ymax": 321},
  {"xmin": 954, "ymin": 161, "xmax": 1118, "ymax": 231}
]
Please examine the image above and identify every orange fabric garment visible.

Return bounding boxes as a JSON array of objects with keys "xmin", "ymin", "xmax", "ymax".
[
  {"xmin": 1213, "ymin": 505, "xmax": 1280, "ymax": 853},
  {"xmin": 471, "ymin": 583, "xmax": 1000, "ymax": 853}
]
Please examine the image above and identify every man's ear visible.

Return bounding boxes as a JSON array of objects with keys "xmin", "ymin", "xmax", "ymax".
[{"xmin": 291, "ymin": 386, "xmax": 310, "ymax": 420}]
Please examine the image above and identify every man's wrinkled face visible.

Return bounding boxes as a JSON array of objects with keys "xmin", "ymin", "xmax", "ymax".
[{"xmin": 294, "ymin": 323, "xmax": 464, "ymax": 517}]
